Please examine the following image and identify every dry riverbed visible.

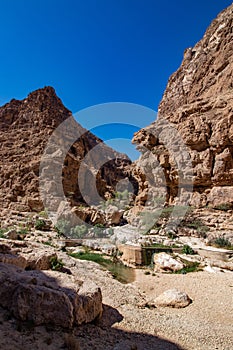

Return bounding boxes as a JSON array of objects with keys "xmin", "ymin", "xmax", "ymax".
[{"xmin": 0, "ymin": 251, "xmax": 232, "ymax": 350}]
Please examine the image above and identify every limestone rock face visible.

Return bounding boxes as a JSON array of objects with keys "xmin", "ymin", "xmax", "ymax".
[
  {"xmin": 0, "ymin": 241, "xmax": 103, "ymax": 328},
  {"xmin": 0, "ymin": 87, "xmax": 132, "ymax": 222},
  {"xmin": 155, "ymin": 289, "xmax": 192, "ymax": 308},
  {"xmin": 132, "ymin": 4, "xmax": 233, "ymax": 208},
  {"xmin": 0, "ymin": 240, "xmax": 57, "ymax": 270}
]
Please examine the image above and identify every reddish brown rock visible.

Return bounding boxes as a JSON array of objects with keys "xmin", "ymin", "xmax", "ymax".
[
  {"xmin": 132, "ymin": 4, "xmax": 233, "ymax": 209},
  {"xmin": 0, "ymin": 87, "xmax": 133, "ymax": 224}
]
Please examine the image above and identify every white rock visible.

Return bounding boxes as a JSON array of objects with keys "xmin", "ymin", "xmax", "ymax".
[
  {"xmin": 155, "ymin": 289, "xmax": 192, "ymax": 308},
  {"xmin": 153, "ymin": 252, "xmax": 184, "ymax": 272}
]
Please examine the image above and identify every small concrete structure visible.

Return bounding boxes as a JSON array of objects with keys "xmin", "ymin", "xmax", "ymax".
[
  {"xmin": 118, "ymin": 244, "xmax": 143, "ymax": 266},
  {"xmin": 118, "ymin": 244, "xmax": 177, "ymax": 266}
]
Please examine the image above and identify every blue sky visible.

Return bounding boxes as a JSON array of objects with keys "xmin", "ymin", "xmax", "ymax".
[{"xmin": 0, "ymin": 0, "xmax": 232, "ymax": 159}]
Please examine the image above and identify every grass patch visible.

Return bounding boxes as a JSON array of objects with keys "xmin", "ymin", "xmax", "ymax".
[
  {"xmin": 174, "ymin": 259, "xmax": 200, "ymax": 274},
  {"xmin": 175, "ymin": 263, "xmax": 200, "ymax": 274},
  {"xmin": 70, "ymin": 252, "xmax": 110, "ymax": 265},
  {"xmin": 0, "ymin": 228, "xmax": 7, "ymax": 238},
  {"xmin": 69, "ymin": 252, "xmax": 135, "ymax": 284},
  {"xmin": 43, "ymin": 240, "xmax": 53, "ymax": 247}
]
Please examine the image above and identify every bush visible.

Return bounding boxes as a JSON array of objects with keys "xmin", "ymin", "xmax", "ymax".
[
  {"xmin": 214, "ymin": 237, "xmax": 232, "ymax": 249},
  {"xmin": 50, "ymin": 256, "xmax": 64, "ymax": 271},
  {"xmin": 35, "ymin": 219, "xmax": 46, "ymax": 230},
  {"xmin": 185, "ymin": 220, "xmax": 209, "ymax": 238},
  {"xmin": 70, "ymin": 225, "xmax": 88, "ymax": 238},
  {"xmin": 93, "ymin": 223, "xmax": 105, "ymax": 237},
  {"xmin": 54, "ymin": 219, "xmax": 70, "ymax": 236},
  {"xmin": 214, "ymin": 203, "xmax": 232, "ymax": 211},
  {"xmin": 18, "ymin": 227, "xmax": 29, "ymax": 236},
  {"xmin": 182, "ymin": 244, "xmax": 195, "ymax": 255},
  {"xmin": 38, "ymin": 210, "xmax": 48, "ymax": 218},
  {"xmin": 167, "ymin": 231, "xmax": 177, "ymax": 239},
  {"xmin": 0, "ymin": 228, "xmax": 7, "ymax": 238}
]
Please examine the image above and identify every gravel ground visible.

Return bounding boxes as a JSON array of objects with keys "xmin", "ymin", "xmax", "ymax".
[{"xmin": 0, "ymin": 254, "xmax": 232, "ymax": 350}]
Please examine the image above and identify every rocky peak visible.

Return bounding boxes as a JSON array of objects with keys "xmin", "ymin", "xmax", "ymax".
[
  {"xmin": 0, "ymin": 86, "xmax": 72, "ymax": 130},
  {"xmin": 0, "ymin": 87, "xmax": 132, "ymax": 218}
]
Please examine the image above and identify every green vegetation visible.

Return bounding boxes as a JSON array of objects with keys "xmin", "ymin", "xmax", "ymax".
[
  {"xmin": 107, "ymin": 227, "xmax": 114, "ymax": 236},
  {"xmin": 70, "ymin": 251, "xmax": 109, "ymax": 264},
  {"xmin": 0, "ymin": 228, "xmax": 7, "ymax": 238},
  {"xmin": 140, "ymin": 205, "xmax": 192, "ymax": 234},
  {"xmin": 93, "ymin": 223, "xmax": 105, "ymax": 237},
  {"xmin": 50, "ymin": 256, "xmax": 64, "ymax": 271},
  {"xmin": 54, "ymin": 219, "xmax": 70, "ymax": 236},
  {"xmin": 167, "ymin": 231, "xmax": 177, "ymax": 239},
  {"xmin": 38, "ymin": 210, "xmax": 48, "ymax": 218},
  {"xmin": 213, "ymin": 237, "xmax": 233, "ymax": 249},
  {"xmin": 69, "ymin": 251, "xmax": 135, "ymax": 284},
  {"xmin": 214, "ymin": 203, "xmax": 232, "ymax": 211},
  {"xmin": 18, "ymin": 227, "xmax": 29, "ymax": 236},
  {"xmin": 185, "ymin": 219, "xmax": 209, "ymax": 238},
  {"xmin": 43, "ymin": 240, "xmax": 53, "ymax": 247},
  {"xmin": 175, "ymin": 262, "xmax": 200, "ymax": 274},
  {"xmin": 182, "ymin": 244, "xmax": 195, "ymax": 255},
  {"xmin": 161, "ymin": 205, "xmax": 192, "ymax": 220},
  {"xmin": 35, "ymin": 219, "xmax": 46, "ymax": 230},
  {"xmin": 114, "ymin": 189, "xmax": 130, "ymax": 201},
  {"xmin": 144, "ymin": 242, "xmax": 180, "ymax": 249},
  {"xmin": 144, "ymin": 243, "xmax": 171, "ymax": 249},
  {"xmin": 70, "ymin": 225, "xmax": 88, "ymax": 238},
  {"xmin": 100, "ymin": 190, "xmax": 131, "ymax": 211}
]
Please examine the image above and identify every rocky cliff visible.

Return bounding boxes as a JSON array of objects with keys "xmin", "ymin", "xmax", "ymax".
[
  {"xmin": 133, "ymin": 3, "xmax": 233, "ymax": 209},
  {"xmin": 0, "ymin": 87, "xmax": 132, "ymax": 221}
]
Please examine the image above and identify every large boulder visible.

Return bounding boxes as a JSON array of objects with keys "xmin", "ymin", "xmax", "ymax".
[
  {"xmin": 155, "ymin": 289, "xmax": 192, "ymax": 308},
  {"xmin": 153, "ymin": 252, "xmax": 184, "ymax": 272},
  {"xmin": 0, "ymin": 262, "xmax": 102, "ymax": 328}
]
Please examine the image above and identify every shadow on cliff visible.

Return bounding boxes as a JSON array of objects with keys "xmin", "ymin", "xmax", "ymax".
[{"xmin": 73, "ymin": 303, "xmax": 185, "ymax": 350}]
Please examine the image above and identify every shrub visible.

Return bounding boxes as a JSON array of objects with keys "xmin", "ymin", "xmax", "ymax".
[
  {"xmin": 50, "ymin": 256, "xmax": 64, "ymax": 271},
  {"xmin": 214, "ymin": 203, "xmax": 232, "ymax": 211},
  {"xmin": 35, "ymin": 219, "xmax": 46, "ymax": 230},
  {"xmin": 43, "ymin": 241, "xmax": 53, "ymax": 246},
  {"xmin": 54, "ymin": 219, "xmax": 70, "ymax": 236},
  {"xmin": 38, "ymin": 210, "xmax": 48, "ymax": 218},
  {"xmin": 167, "ymin": 231, "xmax": 177, "ymax": 239},
  {"xmin": 214, "ymin": 237, "xmax": 232, "ymax": 249},
  {"xmin": 185, "ymin": 220, "xmax": 209, "ymax": 238},
  {"xmin": 70, "ymin": 225, "xmax": 88, "ymax": 238},
  {"xmin": 182, "ymin": 245, "xmax": 195, "ymax": 255},
  {"xmin": 93, "ymin": 223, "xmax": 105, "ymax": 237},
  {"xmin": 18, "ymin": 227, "xmax": 29, "ymax": 236},
  {"xmin": 0, "ymin": 228, "xmax": 7, "ymax": 238},
  {"xmin": 107, "ymin": 227, "xmax": 114, "ymax": 236}
]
